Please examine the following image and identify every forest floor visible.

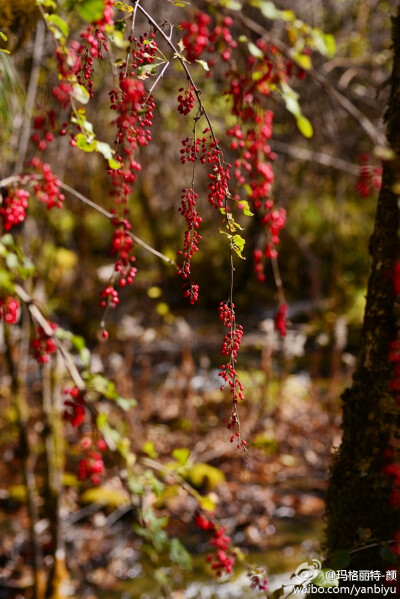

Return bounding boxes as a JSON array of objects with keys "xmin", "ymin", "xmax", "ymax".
[{"xmin": 0, "ymin": 310, "xmax": 353, "ymax": 598}]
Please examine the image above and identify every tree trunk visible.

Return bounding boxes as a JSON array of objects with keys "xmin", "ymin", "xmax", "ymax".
[{"xmin": 324, "ymin": 3, "xmax": 400, "ymax": 577}]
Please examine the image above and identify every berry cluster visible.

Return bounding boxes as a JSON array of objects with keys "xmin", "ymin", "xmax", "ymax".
[
  {"xmin": 208, "ymin": 158, "xmax": 231, "ymax": 209},
  {"xmin": 0, "ymin": 188, "xmax": 29, "ymax": 231},
  {"xmin": 108, "ymin": 34, "xmax": 156, "ymax": 208},
  {"xmin": 274, "ymin": 302, "xmax": 288, "ymax": 337},
  {"xmin": 63, "ymin": 386, "xmax": 86, "ymax": 428},
  {"xmin": 219, "ymin": 362, "xmax": 244, "ymax": 401},
  {"xmin": 30, "ymin": 158, "xmax": 65, "ymax": 209},
  {"xmin": 177, "ymin": 86, "xmax": 195, "ymax": 115},
  {"xmin": 78, "ymin": 0, "xmax": 112, "ymax": 96},
  {"xmin": 180, "ymin": 136, "xmax": 208, "ymax": 164},
  {"xmin": 248, "ymin": 567, "xmax": 269, "ymax": 592},
  {"xmin": 221, "ymin": 322, "xmax": 243, "ymax": 360},
  {"xmin": 78, "ymin": 438, "xmax": 107, "ymax": 485},
  {"xmin": 177, "ymin": 187, "xmax": 202, "ymax": 298},
  {"xmin": 100, "ymin": 285, "xmax": 119, "ymax": 309},
  {"xmin": 229, "ymin": 430, "xmax": 247, "ymax": 450},
  {"xmin": 356, "ymin": 154, "xmax": 382, "ymax": 198},
  {"xmin": 207, "ymin": 525, "xmax": 236, "ymax": 576},
  {"xmin": 52, "ymin": 41, "xmax": 82, "ymax": 108},
  {"xmin": 218, "ymin": 302, "xmax": 246, "ymax": 448},
  {"xmin": 0, "ymin": 296, "xmax": 20, "ymax": 324},
  {"xmin": 222, "ymin": 39, "xmax": 297, "ymax": 284},
  {"xmin": 31, "ymin": 110, "xmax": 56, "ymax": 151},
  {"xmin": 32, "ymin": 323, "xmax": 57, "ymax": 364},
  {"xmin": 193, "ymin": 512, "xmax": 236, "ymax": 577},
  {"xmin": 182, "ymin": 282, "xmax": 199, "ymax": 305},
  {"xmin": 218, "ymin": 302, "xmax": 244, "ymax": 362},
  {"xmin": 180, "ymin": 12, "xmax": 237, "ymax": 66},
  {"xmin": 110, "ymin": 223, "xmax": 137, "ymax": 287}
]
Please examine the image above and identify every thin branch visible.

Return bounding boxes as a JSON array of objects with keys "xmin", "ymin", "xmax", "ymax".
[
  {"xmin": 147, "ymin": 60, "xmax": 170, "ymax": 97},
  {"xmin": 57, "ymin": 182, "xmax": 177, "ymax": 265},
  {"xmin": 308, "ymin": 68, "xmax": 388, "ymax": 148},
  {"xmin": 14, "ymin": 284, "xmax": 86, "ymax": 392},
  {"xmin": 0, "ymin": 175, "xmax": 177, "ymax": 266},
  {"xmin": 271, "ymin": 140, "xmax": 361, "ymax": 175}
]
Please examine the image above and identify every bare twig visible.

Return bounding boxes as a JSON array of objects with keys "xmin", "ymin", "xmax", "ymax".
[
  {"xmin": 0, "ymin": 174, "xmax": 177, "ymax": 266},
  {"xmin": 14, "ymin": 284, "xmax": 86, "ymax": 392},
  {"xmin": 271, "ymin": 139, "xmax": 361, "ymax": 175}
]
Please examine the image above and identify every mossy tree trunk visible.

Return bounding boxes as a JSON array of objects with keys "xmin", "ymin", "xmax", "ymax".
[{"xmin": 324, "ymin": 4, "xmax": 400, "ymax": 575}]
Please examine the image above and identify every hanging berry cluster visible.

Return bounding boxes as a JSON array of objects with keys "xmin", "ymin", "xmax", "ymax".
[
  {"xmin": 180, "ymin": 12, "xmax": 237, "ymax": 65},
  {"xmin": 63, "ymin": 386, "xmax": 86, "ymax": 428},
  {"xmin": 78, "ymin": 0, "xmax": 113, "ymax": 96},
  {"xmin": 0, "ymin": 296, "xmax": 20, "ymax": 324},
  {"xmin": 0, "ymin": 188, "xmax": 29, "ymax": 231},
  {"xmin": 30, "ymin": 158, "xmax": 65, "ymax": 209},
  {"xmin": 78, "ymin": 437, "xmax": 107, "ymax": 485},
  {"xmin": 218, "ymin": 301, "xmax": 246, "ymax": 450},
  {"xmin": 193, "ymin": 512, "xmax": 236, "ymax": 577},
  {"xmin": 177, "ymin": 187, "xmax": 202, "ymax": 304},
  {"xmin": 32, "ymin": 323, "xmax": 58, "ymax": 364}
]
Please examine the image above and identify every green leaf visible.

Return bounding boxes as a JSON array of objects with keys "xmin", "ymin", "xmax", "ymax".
[
  {"xmin": 96, "ymin": 412, "xmax": 120, "ymax": 450},
  {"xmin": 313, "ymin": 569, "xmax": 338, "ymax": 588},
  {"xmin": 107, "ymin": 157, "xmax": 122, "ymax": 170},
  {"xmin": 1, "ymin": 234, "xmax": 14, "ymax": 247},
  {"xmin": 36, "ymin": 0, "xmax": 57, "ymax": 6},
  {"xmin": 113, "ymin": 1, "xmax": 134, "ymax": 12},
  {"xmin": 172, "ymin": 447, "xmax": 190, "ymax": 465},
  {"xmin": 296, "ymin": 114, "xmax": 313, "ymax": 138},
  {"xmin": 169, "ymin": 538, "xmax": 192, "ymax": 568},
  {"xmin": 323, "ymin": 33, "xmax": 336, "ymax": 57},
  {"xmin": 247, "ymin": 41, "xmax": 264, "ymax": 59},
  {"xmin": 186, "ymin": 463, "xmax": 225, "ymax": 490},
  {"xmin": 194, "ymin": 59, "xmax": 208, "ymax": 71},
  {"xmin": 81, "ymin": 486, "xmax": 129, "ymax": 507},
  {"xmin": 251, "ymin": 0, "xmax": 282, "ymax": 20},
  {"xmin": 71, "ymin": 83, "xmax": 90, "ymax": 105},
  {"xmin": 0, "ymin": 32, "xmax": 7, "ymax": 41},
  {"xmin": 75, "ymin": 133, "xmax": 96, "ymax": 152},
  {"xmin": 90, "ymin": 374, "xmax": 119, "ymax": 399},
  {"xmin": 198, "ymin": 494, "xmax": 217, "ymax": 512},
  {"xmin": 232, "ymin": 234, "xmax": 246, "ymax": 259},
  {"xmin": 77, "ymin": 0, "xmax": 105, "ymax": 22},
  {"xmin": 291, "ymin": 51, "xmax": 312, "ymax": 70},
  {"xmin": 143, "ymin": 441, "xmax": 158, "ymax": 459},
  {"xmin": 46, "ymin": 14, "xmax": 70, "ymax": 39},
  {"xmin": 237, "ymin": 199, "xmax": 254, "ymax": 216},
  {"xmin": 167, "ymin": 0, "xmax": 190, "ymax": 6},
  {"xmin": 106, "ymin": 28, "xmax": 129, "ymax": 49},
  {"xmin": 69, "ymin": 333, "xmax": 85, "ymax": 351},
  {"xmin": 116, "ymin": 396, "xmax": 136, "ymax": 410},
  {"xmin": 216, "ymin": 0, "xmax": 242, "ymax": 9},
  {"xmin": 5, "ymin": 253, "xmax": 18, "ymax": 270}
]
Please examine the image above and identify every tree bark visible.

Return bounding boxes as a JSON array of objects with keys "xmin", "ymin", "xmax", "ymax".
[{"xmin": 324, "ymin": 3, "xmax": 400, "ymax": 577}]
